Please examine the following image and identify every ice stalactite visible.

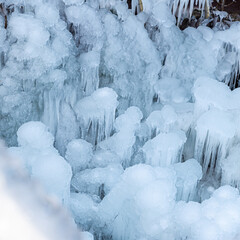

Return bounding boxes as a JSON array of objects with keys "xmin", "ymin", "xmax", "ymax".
[
  {"xmin": 194, "ymin": 109, "xmax": 236, "ymax": 177},
  {"xmin": 142, "ymin": 130, "xmax": 187, "ymax": 167},
  {"xmin": 221, "ymin": 145, "xmax": 240, "ymax": 189},
  {"xmin": 170, "ymin": 0, "xmax": 209, "ymax": 24},
  {"xmin": 216, "ymin": 42, "xmax": 240, "ymax": 90},
  {"xmin": 79, "ymin": 51, "xmax": 100, "ymax": 96},
  {"xmin": 98, "ymin": 106, "xmax": 143, "ymax": 168},
  {"xmin": 193, "ymin": 77, "xmax": 240, "ymax": 177},
  {"xmin": 173, "ymin": 159, "xmax": 202, "ymax": 201},
  {"xmin": 41, "ymin": 89, "xmax": 63, "ymax": 137},
  {"xmin": 74, "ymin": 88, "xmax": 118, "ymax": 146}
]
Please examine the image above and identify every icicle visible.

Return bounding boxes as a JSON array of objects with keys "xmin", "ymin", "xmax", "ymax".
[
  {"xmin": 41, "ymin": 88, "xmax": 63, "ymax": 136},
  {"xmin": 173, "ymin": 159, "xmax": 202, "ymax": 202},
  {"xmin": 74, "ymin": 88, "xmax": 118, "ymax": 145},
  {"xmin": 79, "ymin": 51, "xmax": 100, "ymax": 96},
  {"xmin": 171, "ymin": 0, "xmax": 210, "ymax": 24},
  {"xmin": 40, "ymin": 71, "xmax": 66, "ymax": 137},
  {"xmin": 98, "ymin": 106, "xmax": 143, "ymax": 168},
  {"xmin": 221, "ymin": 145, "xmax": 240, "ymax": 189},
  {"xmin": 142, "ymin": 130, "xmax": 187, "ymax": 167},
  {"xmin": 217, "ymin": 43, "xmax": 240, "ymax": 90},
  {"xmin": 194, "ymin": 109, "xmax": 236, "ymax": 177}
]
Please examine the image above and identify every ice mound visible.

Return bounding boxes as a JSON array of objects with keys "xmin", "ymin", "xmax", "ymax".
[
  {"xmin": 175, "ymin": 186, "xmax": 240, "ymax": 240},
  {"xmin": 146, "ymin": 105, "xmax": 178, "ymax": 137},
  {"xmin": 70, "ymin": 192, "xmax": 98, "ymax": 230},
  {"xmin": 9, "ymin": 121, "xmax": 72, "ymax": 203},
  {"xmin": 71, "ymin": 164, "xmax": 123, "ymax": 198},
  {"xmin": 75, "ymin": 87, "xmax": 118, "ymax": 145},
  {"xmin": 98, "ymin": 164, "xmax": 177, "ymax": 239},
  {"xmin": 17, "ymin": 121, "xmax": 54, "ymax": 149},
  {"xmin": 90, "ymin": 150, "xmax": 121, "ymax": 168},
  {"xmin": 142, "ymin": 130, "xmax": 187, "ymax": 167},
  {"xmin": 65, "ymin": 139, "xmax": 93, "ymax": 173},
  {"xmin": 173, "ymin": 159, "xmax": 202, "ymax": 201},
  {"xmin": 193, "ymin": 77, "xmax": 240, "ymax": 117}
]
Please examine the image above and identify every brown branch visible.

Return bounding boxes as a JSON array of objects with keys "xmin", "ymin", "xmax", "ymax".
[{"xmin": 0, "ymin": 3, "xmax": 8, "ymax": 29}]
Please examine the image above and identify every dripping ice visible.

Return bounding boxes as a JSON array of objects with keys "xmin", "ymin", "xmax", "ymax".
[{"xmin": 1, "ymin": 0, "xmax": 240, "ymax": 240}]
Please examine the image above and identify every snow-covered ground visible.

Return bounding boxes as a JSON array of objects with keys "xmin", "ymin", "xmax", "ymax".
[{"xmin": 1, "ymin": 0, "xmax": 240, "ymax": 239}]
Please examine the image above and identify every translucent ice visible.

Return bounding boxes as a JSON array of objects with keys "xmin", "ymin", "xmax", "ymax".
[
  {"xmin": 142, "ymin": 130, "xmax": 187, "ymax": 167},
  {"xmin": 74, "ymin": 88, "xmax": 118, "ymax": 145},
  {"xmin": 173, "ymin": 159, "xmax": 202, "ymax": 201},
  {"xmin": 65, "ymin": 139, "xmax": 93, "ymax": 173},
  {"xmin": 9, "ymin": 122, "xmax": 72, "ymax": 204}
]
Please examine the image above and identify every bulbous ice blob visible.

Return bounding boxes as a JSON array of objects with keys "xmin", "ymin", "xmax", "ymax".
[{"xmin": 17, "ymin": 121, "xmax": 54, "ymax": 149}]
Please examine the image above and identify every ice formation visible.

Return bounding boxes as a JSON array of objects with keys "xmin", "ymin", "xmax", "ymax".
[
  {"xmin": 74, "ymin": 87, "xmax": 118, "ymax": 145},
  {"xmin": 71, "ymin": 164, "xmax": 123, "ymax": 198},
  {"xmin": 142, "ymin": 130, "xmax": 187, "ymax": 167},
  {"xmin": 8, "ymin": 122, "xmax": 72, "ymax": 204},
  {"xmin": 98, "ymin": 106, "xmax": 143, "ymax": 167},
  {"xmin": 221, "ymin": 145, "xmax": 240, "ymax": 188},
  {"xmin": 2, "ymin": 0, "xmax": 240, "ymax": 239},
  {"xmin": 173, "ymin": 158, "xmax": 202, "ymax": 201},
  {"xmin": 98, "ymin": 164, "xmax": 177, "ymax": 239},
  {"xmin": 66, "ymin": 139, "xmax": 93, "ymax": 173},
  {"xmin": 0, "ymin": 143, "xmax": 91, "ymax": 240}
]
